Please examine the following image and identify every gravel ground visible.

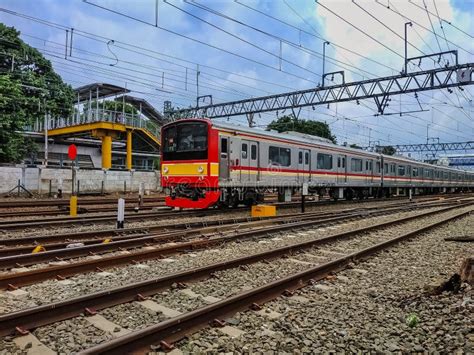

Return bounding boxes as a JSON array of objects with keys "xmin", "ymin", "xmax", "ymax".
[
  {"xmin": 178, "ymin": 211, "xmax": 474, "ymax": 353},
  {"xmin": 34, "ymin": 317, "xmax": 112, "ymax": 354},
  {"xmin": 0, "ymin": 338, "xmax": 25, "ymax": 355},
  {"xmin": 0, "ymin": 197, "xmax": 438, "ymax": 239},
  {"xmin": 99, "ymin": 302, "xmax": 167, "ymax": 331},
  {"xmin": 0, "ymin": 206, "xmax": 458, "ymax": 314}
]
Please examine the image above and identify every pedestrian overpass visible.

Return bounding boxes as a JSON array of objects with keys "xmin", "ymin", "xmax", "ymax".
[{"xmin": 30, "ymin": 83, "xmax": 162, "ymax": 169}]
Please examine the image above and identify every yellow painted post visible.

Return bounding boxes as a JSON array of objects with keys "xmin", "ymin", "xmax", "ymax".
[
  {"xmin": 102, "ymin": 135, "xmax": 112, "ymax": 169},
  {"xmin": 126, "ymin": 130, "xmax": 132, "ymax": 170},
  {"xmin": 70, "ymin": 195, "xmax": 77, "ymax": 217}
]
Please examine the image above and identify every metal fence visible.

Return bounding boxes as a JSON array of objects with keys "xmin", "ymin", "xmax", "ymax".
[{"xmin": 27, "ymin": 109, "xmax": 161, "ymax": 140}]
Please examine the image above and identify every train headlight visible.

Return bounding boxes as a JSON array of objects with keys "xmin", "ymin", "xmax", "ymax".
[
  {"xmin": 198, "ymin": 166, "xmax": 204, "ymax": 173},
  {"xmin": 163, "ymin": 166, "xmax": 169, "ymax": 174}
]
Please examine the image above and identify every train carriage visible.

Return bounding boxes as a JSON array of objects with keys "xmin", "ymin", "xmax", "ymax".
[{"xmin": 161, "ymin": 119, "xmax": 474, "ymax": 209}]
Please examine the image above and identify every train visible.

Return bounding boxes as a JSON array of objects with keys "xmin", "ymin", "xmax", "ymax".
[{"xmin": 160, "ymin": 118, "xmax": 474, "ymax": 209}]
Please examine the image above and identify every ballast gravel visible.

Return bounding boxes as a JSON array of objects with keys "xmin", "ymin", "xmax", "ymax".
[
  {"xmin": 0, "ymin": 206, "xmax": 456, "ymax": 314},
  {"xmin": 0, "ymin": 197, "xmax": 434, "ymax": 239},
  {"xmin": 34, "ymin": 317, "xmax": 112, "ymax": 354},
  {"xmin": 178, "ymin": 211, "xmax": 474, "ymax": 353},
  {"xmin": 99, "ymin": 302, "xmax": 167, "ymax": 331}
]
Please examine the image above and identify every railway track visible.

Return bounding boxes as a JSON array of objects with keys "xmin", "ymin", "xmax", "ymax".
[
  {"xmin": 0, "ymin": 196, "xmax": 165, "ymax": 209},
  {"xmin": 0, "ymin": 194, "xmax": 462, "ymax": 230},
  {"xmin": 0, "ymin": 197, "xmax": 457, "ymax": 249},
  {"xmin": 0, "ymin": 199, "xmax": 465, "ymax": 288},
  {"xmin": 0, "ymin": 202, "xmax": 470, "ymax": 354}
]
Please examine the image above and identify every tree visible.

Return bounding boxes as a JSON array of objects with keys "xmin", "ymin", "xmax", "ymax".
[
  {"xmin": 381, "ymin": 145, "xmax": 396, "ymax": 155},
  {"xmin": 267, "ymin": 115, "xmax": 336, "ymax": 143},
  {"xmin": 0, "ymin": 23, "xmax": 74, "ymax": 163}
]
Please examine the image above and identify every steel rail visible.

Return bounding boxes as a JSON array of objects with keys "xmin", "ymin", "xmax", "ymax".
[
  {"xmin": 0, "ymin": 201, "xmax": 459, "ymax": 268},
  {"xmin": 0, "ymin": 208, "xmax": 352, "ymax": 251},
  {"xmin": 0, "ymin": 203, "xmax": 470, "ymax": 337},
  {"xmin": 0, "ymin": 204, "xmax": 163, "ymax": 218},
  {"xmin": 0, "ymin": 194, "xmax": 451, "ymax": 230},
  {"xmin": 0, "ymin": 210, "xmax": 367, "ymax": 268},
  {"xmin": 81, "ymin": 208, "xmax": 472, "ymax": 354},
  {"xmin": 0, "ymin": 196, "xmax": 165, "ymax": 209},
  {"xmin": 0, "ymin": 202, "xmax": 465, "ymax": 289},
  {"xmin": 0, "ymin": 198, "xmax": 448, "ymax": 248}
]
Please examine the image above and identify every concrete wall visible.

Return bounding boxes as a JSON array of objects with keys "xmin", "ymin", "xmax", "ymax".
[{"xmin": 0, "ymin": 165, "xmax": 161, "ymax": 195}]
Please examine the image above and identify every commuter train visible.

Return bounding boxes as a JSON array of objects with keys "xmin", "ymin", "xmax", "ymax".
[{"xmin": 160, "ymin": 118, "xmax": 474, "ymax": 209}]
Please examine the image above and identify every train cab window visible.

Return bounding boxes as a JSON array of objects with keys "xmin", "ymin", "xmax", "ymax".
[
  {"xmin": 241, "ymin": 143, "xmax": 248, "ymax": 159},
  {"xmin": 317, "ymin": 153, "xmax": 333, "ymax": 170},
  {"xmin": 162, "ymin": 121, "xmax": 208, "ymax": 161},
  {"xmin": 305, "ymin": 152, "xmax": 309, "ymax": 165},
  {"xmin": 269, "ymin": 146, "xmax": 291, "ymax": 167},
  {"xmin": 220, "ymin": 137, "xmax": 228, "ymax": 154},
  {"xmin": 299, "ymin": 152, "xmax": 303, "ymax": 164},
  {"xmin": 251, "ymin": 145, "xmax": 257, "ymax": 160},
  {"xmin": 351, "ymin": 158, "xmax": 363, "ymax": 172},
  {"xmin": 398, "ymin": 165, "xmax": 406, "ymax": 176}
]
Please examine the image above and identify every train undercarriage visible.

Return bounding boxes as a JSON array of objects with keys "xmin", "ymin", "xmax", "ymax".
[{"xmin": 166, "ymin": 184, "xmax": 471, "ymax": 209}]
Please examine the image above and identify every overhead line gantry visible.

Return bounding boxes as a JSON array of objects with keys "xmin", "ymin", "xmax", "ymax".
[{"xmin": 166, "ymin": 62, "xmax": 473, "ymax": 126}]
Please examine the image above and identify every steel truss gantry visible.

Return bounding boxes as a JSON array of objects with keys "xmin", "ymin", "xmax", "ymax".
[
  {"xmin": 370, "ymin": 141, "xmax": 474, "ymax": 154},
  {"xmin": 166, "ymin": 63, "xmax": 473, "ymax": 123}
]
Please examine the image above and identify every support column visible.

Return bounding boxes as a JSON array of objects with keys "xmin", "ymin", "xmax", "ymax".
[
  {"xmin": 102, "ymin": 135, "xmax": 112, "ymax": 169},
  {"xmin": 126, "ymin": 130, "xmax": 132, "ymax": 170}
]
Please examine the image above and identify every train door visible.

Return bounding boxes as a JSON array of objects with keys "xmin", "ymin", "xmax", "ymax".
[
  {"xmin": 369, "ymin": 159, "xmax": 374, "ymax": 183},
  {"xmin": 298, "ymin": 149, "xmax": 310, "ymax": 183},
  {"xmin": 336, "ymin": 155, "xmax": 347, "ymax": 183},
  {"xmin": 249, "ymin": 141, "xmax": 259, "ymax": 182},
  {"xmin": 219, "ymin": 136, "xmax": 229, "ymax": 180},
  {"xmin": 241, "ymin": 140, "xmax": 258, "ymax": 182}
]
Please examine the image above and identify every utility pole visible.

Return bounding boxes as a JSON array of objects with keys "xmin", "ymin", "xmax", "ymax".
[
  {"xmin": 196, "ymin": 64, "xmax": 200, "ymax": 105},
  {"xmin": 44, "ymin": 108, "xmax": 48, "ymax": 167},
  {"xmin": 322, "ymin": 41, "xmax": 330, "ymax": 87},
  {"xmin": 404, "ymin": 22, "xmax": 413, "ymax": 75}
]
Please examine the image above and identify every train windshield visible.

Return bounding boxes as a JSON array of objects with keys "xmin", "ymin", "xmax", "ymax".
[{"xmin": 162, "ymin": 122, "xmax": 208, "ymax": 161}]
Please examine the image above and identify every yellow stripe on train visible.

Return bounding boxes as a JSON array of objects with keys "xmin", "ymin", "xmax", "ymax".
[{"xmin": 162, "ymin": 163, "xmax": 219, "ymax": 176}]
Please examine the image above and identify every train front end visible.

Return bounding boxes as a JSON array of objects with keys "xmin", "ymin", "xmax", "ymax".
[{"xmin": 161, "ymin": 119, "xmax": 220, "ymax": 209}]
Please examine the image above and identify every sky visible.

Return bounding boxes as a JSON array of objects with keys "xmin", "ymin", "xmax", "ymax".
[{"xmin": 1, "ymin": 0, "xmax": 473, "ymax": 155}]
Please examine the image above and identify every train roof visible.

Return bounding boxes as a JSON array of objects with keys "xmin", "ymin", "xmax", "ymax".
[
  {"xmin": 168, "ymin": 119, "xmax": 472, "ymax": 174},
  {"xmin": 211, "ymin": 120, "xmax": 381, "ymax": 157}
]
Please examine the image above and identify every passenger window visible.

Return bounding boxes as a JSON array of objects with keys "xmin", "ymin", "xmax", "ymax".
[
  {"xmin": 241, "ymin": 143, "xmax": 248, "ymax": 159},
  {"xmin": 269, "ymin": 146, "xmax": 291, "ymax": 167},
  {"xmin": 305, "ymin": 152, "xmax": 309, "ymax": 165},
  {"xmin": 365, "ymin": 161, "xmax": 369, "ymax": 170},
  {"xmin": 384, "ymin": 163, "xmax": 388, "ymax": 174},
  {"xmin": 317, "ymin": 153, "xmax": 333, "ymax": 170},
  {"xmin": 251, "ymin": 145, "xmax": 257, "ymax": 160},
  {"xmin": 376, "ymin": 162, "xmax": 380, "ymax": 173},
  {"xmin": 351, "ymin": 158, "xmax": 363, "ymax": 172},
  {"xmin": 298, "ymin": 151, "xmax": 303, "ymax": 164},
  {"xmin": 221, "ymin": 137, "xmax": 228, "ymax": 154},
  {"xmin": 342, "ymin": 157, "xmax": 346, "ymax": 168},
  {"xmin": 398, "ymin": 165, "xmax": 406, "ymax": 176},
  {"xmin": 337, "ymin": 157, "xmax": 341, "ymax": 168}
]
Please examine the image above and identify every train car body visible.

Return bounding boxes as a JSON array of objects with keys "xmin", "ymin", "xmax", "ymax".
[{"xmin": 161, "ymin": 119, "xmax": 474, "ymax": 209}]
